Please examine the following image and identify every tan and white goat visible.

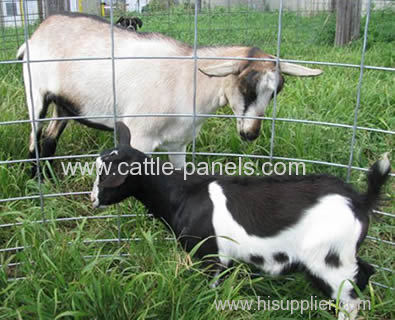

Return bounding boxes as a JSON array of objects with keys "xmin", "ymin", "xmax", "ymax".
[{"xmin": 17, "ymin": 13, "xmax": 322, "ymax": 175}]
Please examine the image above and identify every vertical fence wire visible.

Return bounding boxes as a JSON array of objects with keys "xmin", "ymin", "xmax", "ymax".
[
  {"xmin": 191, "ymin": 0, "xmax": 199, "ymax": 164},
  {"xmin": 269, "ymin": 0, "xmax": 283, "ymax": 162},
  {"xmin": 12, "ymin": 2, "xmax": 20, "ymax": 46},
  {"xmin": 346, "ymin": 0, "xmax": 371, "ymax": 182},
  {"xmin": 110, "ymin": 0, "xmax": 118, "ymax": 147},
  {"xmin": 21, "ymin": 0, "xmax": 45, "ymax": 221},
  {"xmin": 109, "ymin": 0, "xmax": 122, "ymax": 247}
]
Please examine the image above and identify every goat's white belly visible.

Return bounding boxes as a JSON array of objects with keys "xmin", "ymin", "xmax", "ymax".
[
  {"xmin": 208, "ymin": 181, "xmax": 362, "ymax": 274},
  {"xmin": 156, "ymin": 117, "xmax": 204, "ymax": 149},
  {"xmin": 80, "ymin": 102, "xmax": 205, "ymax": 151},
  {"xmin": 34, "ymin": 55, "xmax": 211, "ymax": 151}
]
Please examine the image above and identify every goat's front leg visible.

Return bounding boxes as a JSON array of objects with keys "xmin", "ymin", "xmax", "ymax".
[
  {"xmin": 168, "ymin": 145, "xmax": 187, "ymax": 169},
  {"xmin": 210, "ymin": 269, "xmax": 225, "ymax": 288},
  {"xmin": 129, "ymin": 136, "xmax": 156, "ymax": 155},
  {"xmin": 201, "ymin": 257, "xmax": 231, "ymax": 289}
]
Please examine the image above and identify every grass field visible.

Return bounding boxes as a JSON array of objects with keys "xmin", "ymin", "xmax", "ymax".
[{"xmin": 0, "ymin": 7, "xmax": 394, "ymax": 320}]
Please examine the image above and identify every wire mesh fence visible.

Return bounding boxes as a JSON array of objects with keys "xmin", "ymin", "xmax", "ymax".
[{"xmin": 0, "ymin": 0, "xmax": 394, "ymax": 293}]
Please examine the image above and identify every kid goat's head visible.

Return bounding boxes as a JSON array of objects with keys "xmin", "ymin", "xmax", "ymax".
[
  {"xmin": 199, "ymin": 48, "xmax": 322, "ymax": 141},
  {"xmin": 91, "ymin": 122, "xmax": 143, "ymax": 208}
]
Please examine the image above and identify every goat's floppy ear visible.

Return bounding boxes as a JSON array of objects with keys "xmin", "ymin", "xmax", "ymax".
[
  {"xmin": 99, "ymin": 173, "xmax": 127, "ymax": 189},
  {"xmin": 279, "ymin": 62, "xmax": 323, "ymax": 77},
  {"xmin": 116, "ymin": 121, "xmax": 131, "ymax": 145},
  {"xmin": 199, "ymin": 61, "xmax": 240, "ymax": 77}
]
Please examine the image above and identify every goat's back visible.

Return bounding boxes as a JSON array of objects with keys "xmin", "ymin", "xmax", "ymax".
[{"xmin": 22, "ymin": 13, "xmax": 198, "ymax": 130}]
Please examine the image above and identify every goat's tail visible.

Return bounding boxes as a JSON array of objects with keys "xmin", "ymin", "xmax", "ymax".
[
  {"xmin": 365, "ymin": 152, "xmax": 391, "ymax": 210},
  {"xmin": 16, "ymin": 42, "xmax": 26, "ymax": 60}
]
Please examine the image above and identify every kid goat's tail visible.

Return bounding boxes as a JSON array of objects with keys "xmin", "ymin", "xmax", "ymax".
[{"xmin": 365, "ymin": 152, "xmax": 391, "ymax": 210}]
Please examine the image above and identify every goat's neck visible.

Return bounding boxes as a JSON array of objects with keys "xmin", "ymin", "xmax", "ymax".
[
  {"xmin": 195, "ymin": 46, "xmax": 249, "ymax": 114},
  {"xmin": 130, "ymin": 157, "xmax": 186, "ymax": 224}
]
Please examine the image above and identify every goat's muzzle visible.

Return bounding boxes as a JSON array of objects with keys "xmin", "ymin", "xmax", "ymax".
[{"xmin": 240, "ymin": 130, "xmax": 259, "ymax": 141}]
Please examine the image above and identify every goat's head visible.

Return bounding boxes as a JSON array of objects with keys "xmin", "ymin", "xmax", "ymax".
[
  {"xmin": 91, "ymin": 122, "xmax": 144, "ymax": 208},
  {"xmin": 199, "ymin": 48, "xmax": 323, "ymax": 141},
  {"xmin": 116, "ymin": 16, "xmax": 143, "ymax": 31}
]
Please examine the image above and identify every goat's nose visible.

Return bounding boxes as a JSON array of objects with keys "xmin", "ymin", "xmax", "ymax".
[
  {"xmin": 240, "ymin": 131, "xmax": 248, "ymax": 141},
  {"xmin": 240, "ymin": 131, "xmax": 259, "ymax": 141}
]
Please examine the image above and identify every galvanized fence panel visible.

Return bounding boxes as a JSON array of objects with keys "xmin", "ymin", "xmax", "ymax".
[{"xmin": 0, "ymin": 0, "xmax": 393, "ymax": 289}]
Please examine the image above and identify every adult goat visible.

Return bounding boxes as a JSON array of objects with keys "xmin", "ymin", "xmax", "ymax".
[{"xmin": 17, "ymin": 13, "xmax": 322, "ymax": 176}]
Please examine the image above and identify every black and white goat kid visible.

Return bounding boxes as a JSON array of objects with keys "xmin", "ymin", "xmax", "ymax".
[{"xmin": 91, "ymin": 122, "xmax": 391, "ymax": 320}]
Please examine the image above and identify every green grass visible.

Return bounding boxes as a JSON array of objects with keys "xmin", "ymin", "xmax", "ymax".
[{"xmin": 0, "ymin": 7, "xmax": 394, "ymax": 320}]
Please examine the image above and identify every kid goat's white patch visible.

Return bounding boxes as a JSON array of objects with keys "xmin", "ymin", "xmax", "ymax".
[
  {"xmin": 377, "ymin": 153, "xmax": 390, "ymax": 175},
  {"xmin": 91, "ymin": 157, "xmax": 103, "ymax": 208},
  {"xmin": 208, "ymin": 181, "xmax": 362, "ymax": 283}
]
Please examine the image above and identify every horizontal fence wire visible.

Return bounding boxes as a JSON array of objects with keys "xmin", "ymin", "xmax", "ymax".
[
  {"xmin": 1, "ymin": 55, "xmax": 395, "ymax": 72},
  {"xmin": 0, "ymin": 209, "xmax": 393, "ymax": 229},
  {"xmin": 1, "ymin": 233, "xmax": 393, "ymax": 254},
  {"xmin": 0, "ymin": 213, "xmax": 148, "ymax": 228},
  {"xmin": 2, "ymin": 248, "xmax": 394, "ymax": 290},
  {"xmin": 3, "ymin": 259, "xmax": 394, "ymax": 274},
  {"xmin": 1, "ymin": 113, "xmax": 394, "ymax": 137},
  {"xmin": 0, "ymin": 0, "xmax": 393, "ymax": 293},
  {"xmin": 2, "ymin": 150, "xmax": 395, "ymax": 176}
]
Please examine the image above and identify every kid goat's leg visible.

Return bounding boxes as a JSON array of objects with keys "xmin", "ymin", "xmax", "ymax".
[
  {"xmin": 209, "ymin": 259, "xmax": 231, "ymax": 289},
  {"xmin": 307, "ymin": 258, "xmax": 373, "ymax": 320},
  {"xmin": 203, "ymin": 256, "xmax": 231, "ymax": 289}
]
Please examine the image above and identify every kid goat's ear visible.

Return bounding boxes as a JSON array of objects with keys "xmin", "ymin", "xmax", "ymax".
[
  {"xmin": 99, "ymin": 173, "xmax": 127, "ymax": 189},
  {"xmin": 116, "ymin": 121, "xmax": 131, "ymax": 146}
]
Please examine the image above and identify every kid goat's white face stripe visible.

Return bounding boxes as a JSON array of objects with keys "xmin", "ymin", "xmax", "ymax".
[{"xmin": 208, "ymin": 181, "xmax": 362, "ymax": 279}]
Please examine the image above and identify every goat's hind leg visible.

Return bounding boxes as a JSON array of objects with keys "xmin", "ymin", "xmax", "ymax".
[
  {"xmin": 40, "ymin": 106, "xmax": 68, "ymax": 177},
  {"xmin": 336, "ymin": 259, "xmax": 374, "ymax": 320},
  {"xmin": 339, "ymin": 258, "xmax": 375, "ymax": 319},
  {"xmin": 307, "ymin": 258, "xmax": 374, "ymax": 320},
  {"xmin": 27, "ymin": 92, "xmax": 50, "ymax": 177}
]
